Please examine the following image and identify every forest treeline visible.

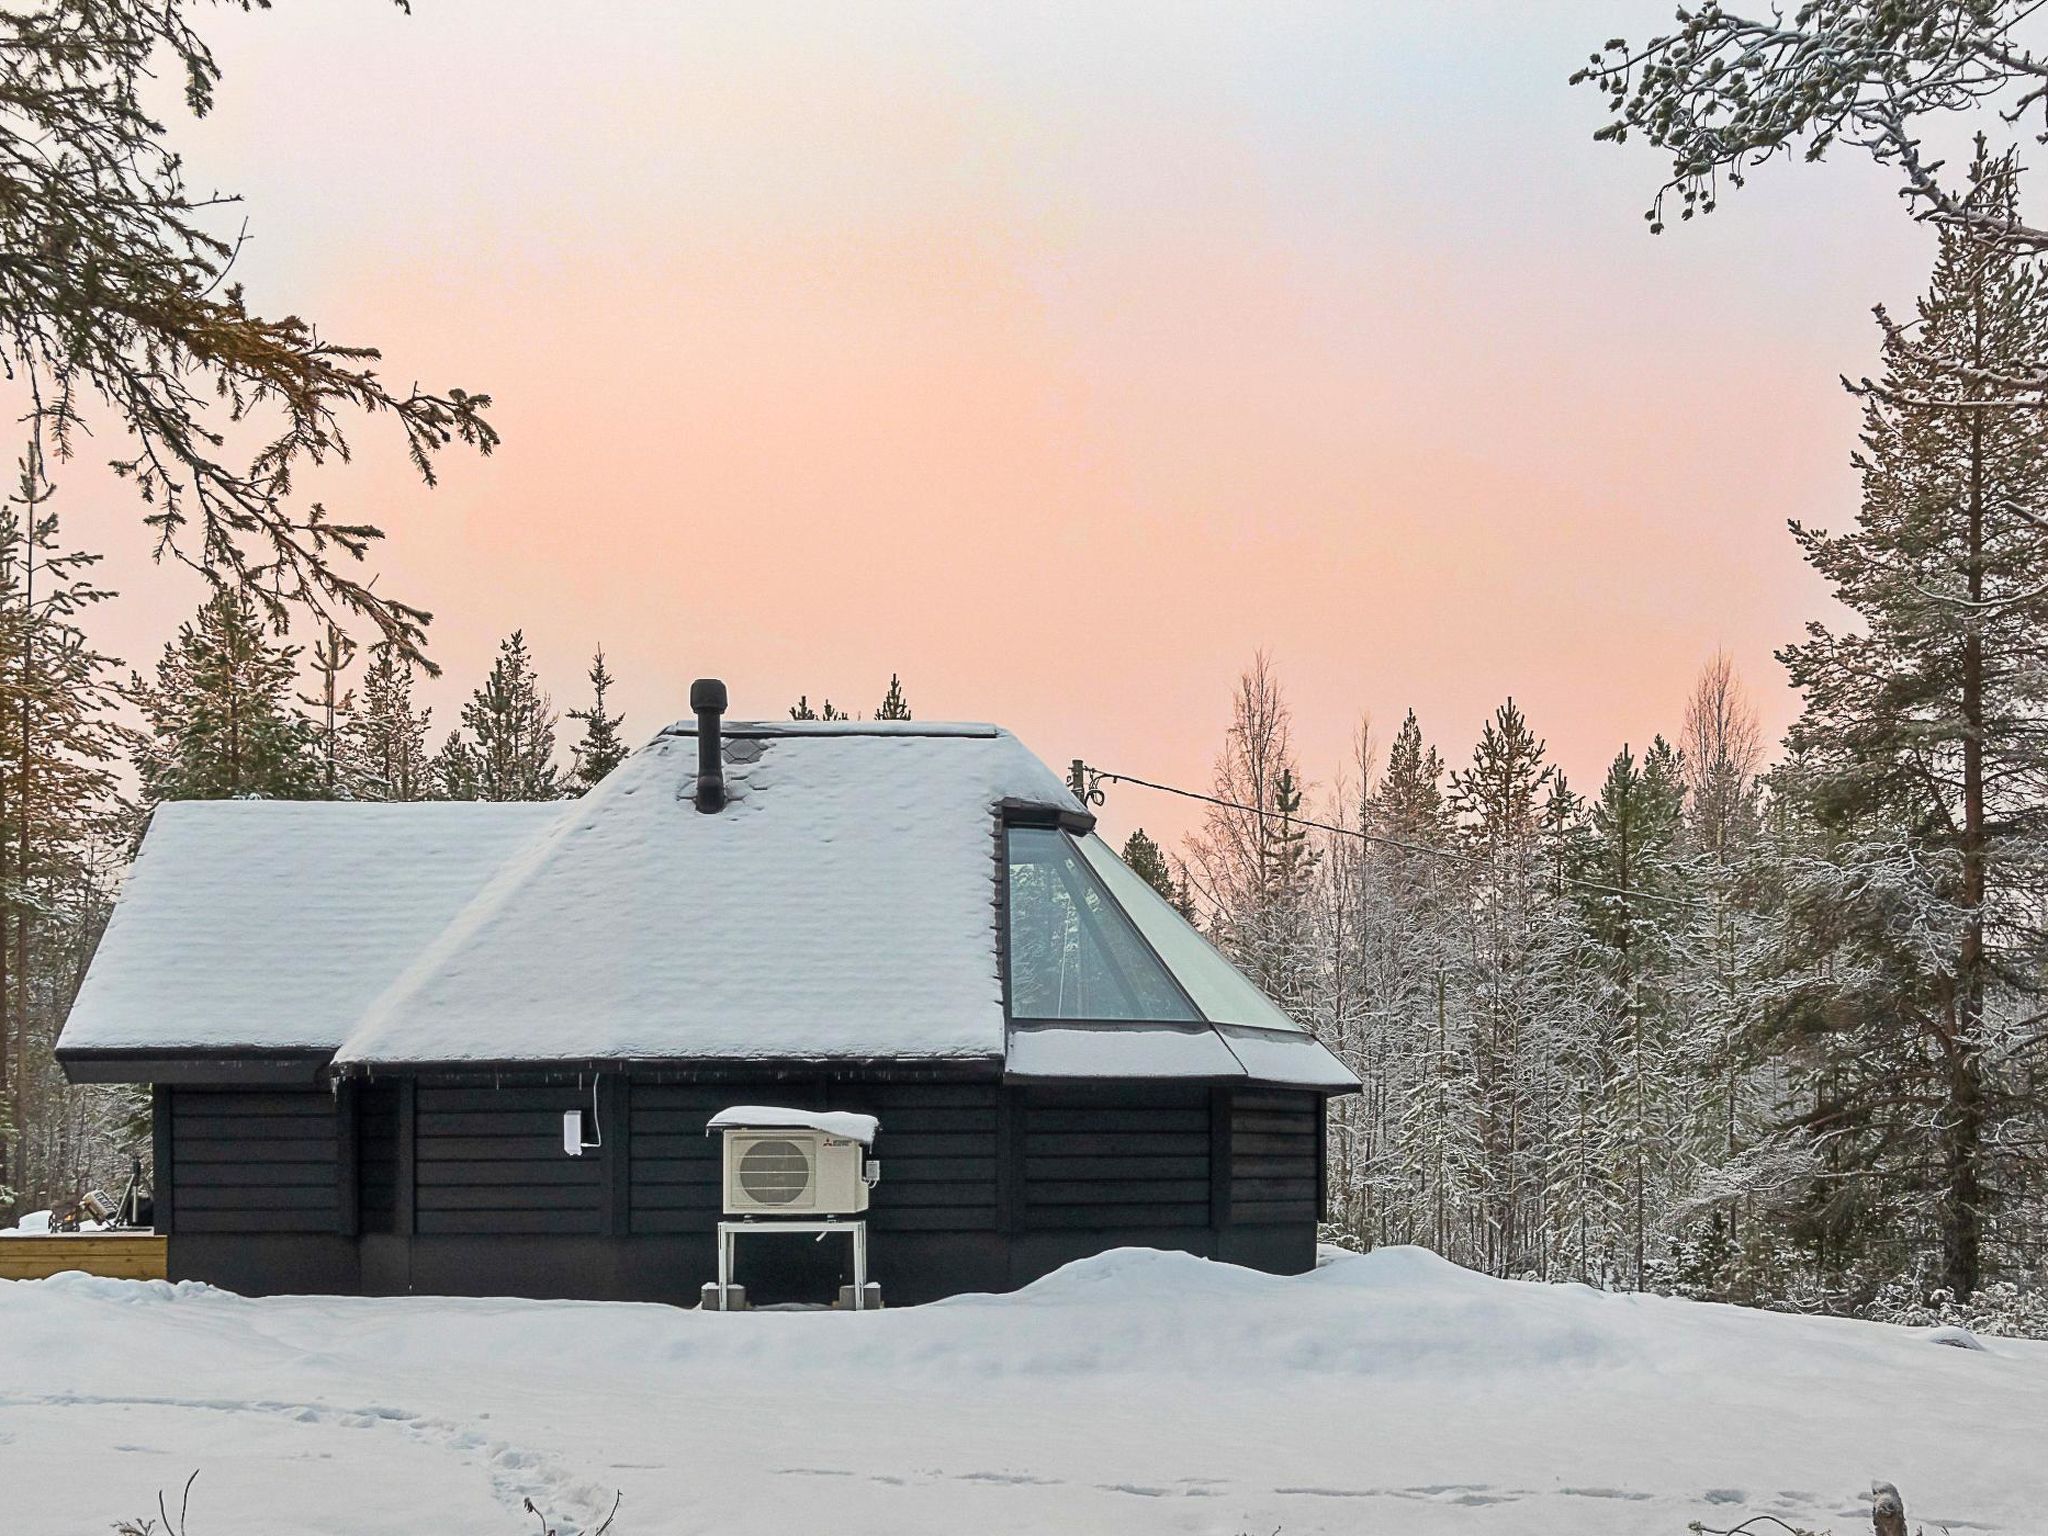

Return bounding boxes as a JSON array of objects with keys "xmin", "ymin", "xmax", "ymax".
[
  {"xmin": 1107, "ymin": 155, "xmax": 2048, "ymax": 1324},
  {"xmin": 0, "ymin": 594, "xmax": 635, "ymax": 1213}
]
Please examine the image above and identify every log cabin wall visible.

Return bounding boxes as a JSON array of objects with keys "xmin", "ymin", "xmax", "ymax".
[
  {"xmin": 158, "ymin": 1074, "xmax": 1328, "ymax": 1302},
  {"xmin": 1018, "ymin": 1083, "xmax": 1212, "ymax": 1231},
  {"xmin": 157, "ymin": 1084, "xmax": 360, "ymax": 1293},
  {"xmin": 414, "ymin": 1081, "xmax": 603, "ymax": 1237}
]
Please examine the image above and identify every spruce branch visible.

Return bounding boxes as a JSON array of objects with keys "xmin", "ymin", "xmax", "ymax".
[{"xmin": 0, "ymin": 0, "xmax": 494, "ymax": 670}]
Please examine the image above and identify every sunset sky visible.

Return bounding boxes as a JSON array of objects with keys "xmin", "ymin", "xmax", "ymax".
[{"xmin": 65, "ymin": 2, "xmax": 1935, "ymax": 846}]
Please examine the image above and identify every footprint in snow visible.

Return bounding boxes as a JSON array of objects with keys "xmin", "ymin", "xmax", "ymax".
[{"xmin": 1559, "ymin": 1487, "xmax": 1654, "ymax": 1501}]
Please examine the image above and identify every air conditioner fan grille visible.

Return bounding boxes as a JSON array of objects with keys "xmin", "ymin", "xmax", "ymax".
[{"xmin": 737, "ymin": 1138, "xmax": 813, "ymax": 1205}]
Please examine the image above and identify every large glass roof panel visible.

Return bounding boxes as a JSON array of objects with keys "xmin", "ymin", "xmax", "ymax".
[
  {"xmin": 1005, "ymin": 826, "xmax": 1198, "ymax": 1022},
  {"xmin": 1075, "ymin": 832, "xmax": 1303, "ymax": 1032}
]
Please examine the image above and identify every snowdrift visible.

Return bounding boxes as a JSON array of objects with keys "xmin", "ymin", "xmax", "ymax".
[{"xmin": 2, "ymin": 1246, "xmax": 2042, "ymax": 1534}]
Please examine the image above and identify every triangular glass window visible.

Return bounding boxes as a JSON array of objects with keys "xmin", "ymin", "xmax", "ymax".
[{"xmin": 1005, "ymin": 826, "xmax": 1198, "ymax": 1022}]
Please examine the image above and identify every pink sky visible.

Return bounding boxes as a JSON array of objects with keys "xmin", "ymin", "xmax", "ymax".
[{"xmin": 58, "ymin": 3, "xmax": 1932, "ymax": 847}]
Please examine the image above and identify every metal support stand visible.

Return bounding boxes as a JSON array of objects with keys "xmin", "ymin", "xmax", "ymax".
[{"xmin": 715, "ymin": 1218, "xmax": 869, "ymax": 1311}]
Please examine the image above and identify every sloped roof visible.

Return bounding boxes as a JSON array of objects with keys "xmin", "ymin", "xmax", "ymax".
[
  {"xmin": 57, "ymin": 721, "xmax": 1357, "ymax": 1092},
  {"xmin": 58, "ymin": 801, "xmax": 560, "ymax": 1056},
  {"xmin": 335, "ymin": 723, "xmax": 1070, "ymax": 1067}
]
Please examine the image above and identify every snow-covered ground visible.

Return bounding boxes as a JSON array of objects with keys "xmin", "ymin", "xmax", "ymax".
[{"xmin": 2, "ymin": 1246, "xmax": 2040, "ymax": 1535}]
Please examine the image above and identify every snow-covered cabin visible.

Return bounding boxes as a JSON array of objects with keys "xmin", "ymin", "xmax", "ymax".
[{"xmin": 57, "ymin": 684, "xmax": 1356, "ymax": 1303}]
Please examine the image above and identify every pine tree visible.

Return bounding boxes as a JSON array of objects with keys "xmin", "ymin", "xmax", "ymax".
[
  {"xmin": 132, "ymin": 588, "xmax": 316, "ymax": 802},
  {"xmin": 876, "ymin": 673, "xmax": 912, "ymax": 721},
  {"xmin": 568, "ymin": 646, "xmax": 628, "ymax": 794},
  {"xmin": 1266, "ymin": 767, "xmax": 1313, "ymax": 894},
  {"xmin": 429, "ymin": 729, "xmax": 479, "ymax": 802},
  {"xmin": 343, "ymin": 647, "xmax": 433, "ymax": 801},
  {"xmin": 297, "ymin": 623, "xmax": 359, "ymax": 799},
  {"xmin": 1577, "ymin": 739, "xmax": 1689, "ymax": 1290},
  {"xmin": 1120, "ymin": 829, "xmax": 1180, "ymax": 905},
  {"xmin": 1350, "ymin": 710, "xmax": 1465, "ymax": 1250},
  {"xmin": 1450, "ymin": 699, "xmax": 1560, "ymax": 1276},
  {"xmin": 0, "ymin": 448, "xmax": 134, "ymax": 1218},
  {"xmin": 459, "ymin": 631, "xmax": 561, "ymax": 801},
  {"xmin": 1767, "ymin": 147, "xmax": 2048, "ymax": 1299},
  {"xmin": 789, "ymin": 695, "xmax": 848, "ymax": 722},
  {"xmin": 1672, "ymin": 656, "xmax": 1772, "ymax": 1295}
]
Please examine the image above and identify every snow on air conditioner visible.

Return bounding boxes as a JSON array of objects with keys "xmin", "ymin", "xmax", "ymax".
[{"xmin": 707, "ymin": 1106, "xmax": 880, "ymax": 1216}]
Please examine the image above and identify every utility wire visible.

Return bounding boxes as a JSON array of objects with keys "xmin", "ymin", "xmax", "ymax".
[{"xmin": 1077, "ymin": 765, "xmax": 1701, "ymax": 911}]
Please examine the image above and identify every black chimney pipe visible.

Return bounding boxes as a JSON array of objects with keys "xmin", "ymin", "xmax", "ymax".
[{"xmin": 690, "ymin": 677, "xmax": 728, "ymax": 813}]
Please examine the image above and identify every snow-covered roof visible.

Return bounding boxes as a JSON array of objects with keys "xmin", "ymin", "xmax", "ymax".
[
  {"xmin": 58, "ymin": 718, "xmax": 1357, "ymax": 1092},
  {"xmin": 334, "ymin": 722, "xmax": 1073, "ymax": 1068},
  {"xmin": 707, "ymin": 1106, "xmax": 880, "ymax": 1145},
  {"xmin": 58, "ymin": 801, "xmax": 558, "ymax": 1057}
]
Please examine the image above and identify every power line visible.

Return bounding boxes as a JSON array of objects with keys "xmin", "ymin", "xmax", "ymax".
[{"xmin": 1074, "ymin": 763, "xmax": 1700, "ymax": 911}]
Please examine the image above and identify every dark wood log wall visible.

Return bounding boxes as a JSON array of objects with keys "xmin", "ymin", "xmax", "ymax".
[
  {"xmin": 627, "ymin": 1082, "xmax": 725, "ymax": 1236},
  {"xmin": 166, "ymin": 1087, "xmax": 340, "ymax": 1234},
  {"xmin": 1019, "ymin": 1083, "xmax": 1212, "ymax": 1231},
  {"xmin": 833, "ymin": 1083, "xmax": 1000, "ymax": 1235},
  {"xmin": 161, "ymin": 1076, "xmax": 1327, "ymax": 1296},
  {"xmin": 414, "ymin": 1081, "xmax": 602, "ymax": 1236},
  {"xmin": 1230, "ymin": 1088, "xmax": 1320, "ymax": 1226}
]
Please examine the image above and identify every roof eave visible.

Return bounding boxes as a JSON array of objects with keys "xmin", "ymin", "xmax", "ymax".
[
  {"xmin": 56, "ymin": 1046, "xmax": 336, "ymax": 1087},
  {"xmin": 328, "ymin": 1052, "xmax": 1007, "ymax": 1082}
]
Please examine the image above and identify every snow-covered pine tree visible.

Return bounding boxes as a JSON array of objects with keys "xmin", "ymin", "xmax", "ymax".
[
  {"xmin": 1371, "ymin": 714, "xmax": 1458, "ymax": 1237},
  {"xmin": 459, "ymin": 631, "xmax": 562, "ymax": 802},
  {"xmin": 1766, "ymin": 147, "xmax": 2048, "ymax": 1300},
  {"xmin": 875, "ymin": 674, "xmax": 911, "ymax": 721},
  {"xmin": 428, "ymin": 729, "xmax": 479, "ymax": 802},
  {"xmin": 1449, "ymin": 699, "xmax": 1562, "ymax": 1275},
  {"xmin": 0, "ymin": 451, "xmax": 136, "ymax": 1218},
  {"xmin": 1536, "ymin": 770, "xmax": 1613, "ymax": 1282},
  {"xmin": 568, "ymin": 646, "xmax": 628, "ymax": 794},
  {"xmin": 1670, "ymin": 655, "xmax": 1773, "ymax": 1297},
  {"xmin": 1575, "ymin": 739, "xmax": 1689, "ymax": 1290},
  {"xmin": 297, "ymin": 623, "xmax": 358, "ymax": 799},
  {"xmin": 132, "ymin": 588, "xmax": 317, "ymax": 802},
  {"xmin": 343, "ymin": 647, "xmax": 433, "ymax": 801}
]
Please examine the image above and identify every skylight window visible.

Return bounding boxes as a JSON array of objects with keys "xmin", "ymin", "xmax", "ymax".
[{"xmin": 1004, "ymin": 826, "xmax": 1198, "ymax": 1022}]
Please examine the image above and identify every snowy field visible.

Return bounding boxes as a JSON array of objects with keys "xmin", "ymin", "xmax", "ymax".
[{"xmin": 2, "ymin": 1247, "xmax": 2042, "ymax": 1536}]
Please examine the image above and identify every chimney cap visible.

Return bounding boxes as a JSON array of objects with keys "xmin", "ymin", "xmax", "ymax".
[{"xmin": 690, "ymin": 678, "xmax": 728, "ymax": 714}]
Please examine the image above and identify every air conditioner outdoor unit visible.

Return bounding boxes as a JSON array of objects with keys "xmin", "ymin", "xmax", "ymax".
[{"xmin": 709, "ymin": 1107, "xmax": 879, "ymax": 1217}]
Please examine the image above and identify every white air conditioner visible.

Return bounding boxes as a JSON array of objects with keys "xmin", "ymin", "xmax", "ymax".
[{"xmin": 722, "ymin": 1129, "xmax": 871, "ymax": 1215}]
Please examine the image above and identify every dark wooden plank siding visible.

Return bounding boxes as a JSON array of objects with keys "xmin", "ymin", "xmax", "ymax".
[
  {"xmin": 1020, "ymin": 1084, "xmax": 1211, "ymax": 1231},
  {"xmin": 414, "ymin": 1082, "xmax": 602, "ymax": 1236},
  {"xmin": 1230, "ymin": 1088, "xmax": 1319, "ymax": 1225},
  {"xmin": 829, "ymin": 1084, "xmax": 999, "ymax": 1235},
  {"xmin": 167, "ymin": 1086, "xmax": 339, "ymax": 1235},
  {"xmin": 627, "ymin": 1083, "xmax": 743, "ymax": 1236},
  {"xmin": 356, "ymin": 1082, "xmax": 401, "ymax": 1235}
]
